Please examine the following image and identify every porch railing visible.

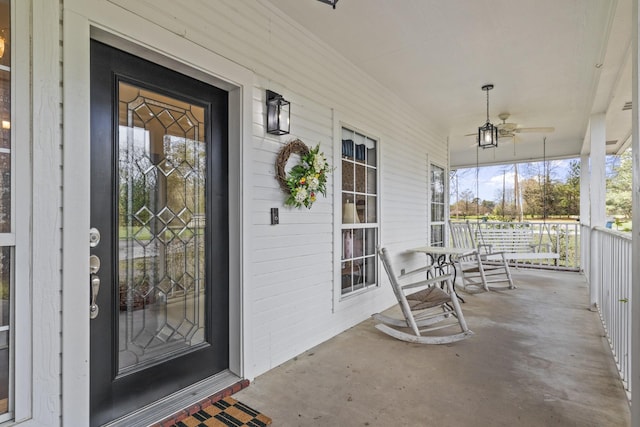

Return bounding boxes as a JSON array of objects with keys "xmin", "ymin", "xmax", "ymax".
[
  {"xmin": 588, "ymin": 226, "xmax": 632, "ymax": 397},
  {"xmin": 460, "ymin": 221, "xmax": 580, "ymax": 270}
]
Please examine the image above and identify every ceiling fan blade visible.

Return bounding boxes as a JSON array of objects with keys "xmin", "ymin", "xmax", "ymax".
[
  {"xmin": 514, "ymin": 127, "xmax": 555, "ymax": 133},
  {"xmin": 497, "ymin": 122, "xmax": 518, "ymax": 131}
]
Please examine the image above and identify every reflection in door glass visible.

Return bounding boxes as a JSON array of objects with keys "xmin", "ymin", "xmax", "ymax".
[
  {"xmin": 0, "ymin": 0, "xmax": 10, "ymax": 417},
  {"xmin": 0, "ymin": 71, "xmax": 9, "ymax": 234},
  {"xmin": 0, "ymin": 247, "xmax": 9, "ymax": 415},
  {"xmin": 0, "ymin": 0, "xmax": 10, "ymax": 234},
  {"xmin": 118, "ymin": 82, "xmax": 207, "ymax": 373}
]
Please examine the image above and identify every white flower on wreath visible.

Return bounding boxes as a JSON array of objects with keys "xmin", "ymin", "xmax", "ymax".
[
  {"xmin": 294, "ymin": 187, "xmax": 308, "ymax": 204},
  {"xmin": 313, "ymin": 153, "xmax": 327, "ymax": 173},
  {"xmin": 307, "ymin": 175, "xmax": 320, "ymax": 191}
]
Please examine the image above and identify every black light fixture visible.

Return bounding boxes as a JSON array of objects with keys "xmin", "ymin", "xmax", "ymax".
[
  {"xmin": 478, "ymin": 84, "xmax": 498, "ymax": 149},
  {"xmin": 266, "ymin": 90, "xmax": 290, "ymax": 135},
  {"xmin": 317, "ymin": 0, "xmax": 338, "ymax": 9}
]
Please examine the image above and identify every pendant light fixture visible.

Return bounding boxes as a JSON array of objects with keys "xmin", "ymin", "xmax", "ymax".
[{"xmin": 478, "ymin": 84, "xmax": 498, "ymax": 149}]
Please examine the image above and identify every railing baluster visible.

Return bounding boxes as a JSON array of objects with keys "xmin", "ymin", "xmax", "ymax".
[{"xmin": 588, "ymin": 226, "xmax": 632, "ymax": 398}]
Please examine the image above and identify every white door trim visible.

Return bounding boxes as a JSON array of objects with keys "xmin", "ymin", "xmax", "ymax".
[{"xmin": 62, "ymin": 4, "xmax": 254, "ymax": 425}]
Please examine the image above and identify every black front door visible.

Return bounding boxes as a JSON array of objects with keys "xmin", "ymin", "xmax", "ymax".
[{"xmin": 89, "ymin": 40, "xmax": 229, "ymax": 426}]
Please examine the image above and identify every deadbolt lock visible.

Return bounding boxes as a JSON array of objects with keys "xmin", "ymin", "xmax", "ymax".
[{"xmin": 89, "ymin": 227, "xmax": 101, "ymax": 248}]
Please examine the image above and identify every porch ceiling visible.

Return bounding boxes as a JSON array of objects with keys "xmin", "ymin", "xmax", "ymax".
[{"xmin": 268, "ymin": 0, "xmax": 631, "ymax": 168}]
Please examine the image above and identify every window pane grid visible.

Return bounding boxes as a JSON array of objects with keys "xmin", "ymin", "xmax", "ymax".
[
  {"xmin": 430, "ymin": 164, "xmax": 446, "ymax": 247},
  {"xmin": 341, "ymin": 127, "xmax": 378, "ymax": 296},
  {"xmin": 0, "ymin": 235, "xmax": 14, "ymax": 247}
]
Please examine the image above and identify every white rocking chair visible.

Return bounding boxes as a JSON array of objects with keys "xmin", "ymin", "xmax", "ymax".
[
  {"xmin": 372, "ymin": 247, "xmax": 474, "ymax": 344},
  {"xmin": 449, "ymin": 220, "xmax": 515, "ymax": 292}
]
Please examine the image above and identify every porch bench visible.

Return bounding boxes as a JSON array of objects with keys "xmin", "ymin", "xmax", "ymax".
[{"xmin": 477, "ymin": 227, "xmax": 559, "ymax": 267}]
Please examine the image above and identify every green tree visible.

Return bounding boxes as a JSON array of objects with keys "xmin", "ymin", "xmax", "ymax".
[
  {"xmin": 553, "ymin": 160, "xmax": 580, "ymax": 217},
  {"xmin": 606, "ymin": 149, "xmax": 632, "ymax": 219},
  {"xmin": 459, "ymin": 189, "xmax": 475, "ymax": 217},
  {"xmin": 521, "ymin": 177, "xmax": 542, "ymax": 218},
  {"xmin": 481, "ymin": 199, "xmax": 495, "ymax": 215}
]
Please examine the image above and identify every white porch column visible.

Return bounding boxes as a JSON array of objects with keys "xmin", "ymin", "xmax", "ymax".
[
  {"xmin": 580, "ymin": 153, "xmax": 591, "ymax": 227},
  {"xmin": 579, "ymin": 153, "xmax": 591, "ymax": 289},
  {"xmin": 580, "ymin": 153, "xmax": 591, "ymax": 270},
  {"xmin": 588, "ymin": 114, "xmax": 606, "ymax": 309},
  {"xmin": 631, "ymin": 1, "xmax": 640, "ymax": 424},
  {"xmin": 589, "ymin": 114, "xmax": 607, "ymax": 227}
]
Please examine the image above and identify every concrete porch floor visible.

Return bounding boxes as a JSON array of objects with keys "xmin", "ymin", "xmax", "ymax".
[{"xmin": 236, "ymin": 269, "xmax": 630, "ymax": 426}]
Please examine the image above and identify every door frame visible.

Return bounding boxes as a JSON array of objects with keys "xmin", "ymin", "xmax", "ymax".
[
  {"xmin": 62, "ymin": 10, "xmax": 254, "ymax": 425},
  {"xmin": 89, "ymin": 41, "xmax": 232, "ymax": 426}
]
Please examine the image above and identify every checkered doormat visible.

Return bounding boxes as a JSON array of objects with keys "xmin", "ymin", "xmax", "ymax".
[{"xmin": 172, "ymin": 397, "xmax": 271, "ymax": 427}]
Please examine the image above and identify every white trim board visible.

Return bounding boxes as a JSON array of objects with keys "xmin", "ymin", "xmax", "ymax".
[{"xmin": 62, "ymin": 4, "xmax": 254, "ymax": 426}]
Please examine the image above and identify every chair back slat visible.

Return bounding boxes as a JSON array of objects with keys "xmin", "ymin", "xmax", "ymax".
[
  {"xmin": 449, "ymin": 220, "xmax": 476, "ymax": 249},
  {"xmin": 378, "ymin": 247, "xmax": 420, "ymax": 334}
]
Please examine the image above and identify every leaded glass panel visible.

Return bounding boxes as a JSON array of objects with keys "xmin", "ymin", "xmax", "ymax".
[{"xmin": 117, "ymin": 82, "xmax": 207, "ymax": 373}]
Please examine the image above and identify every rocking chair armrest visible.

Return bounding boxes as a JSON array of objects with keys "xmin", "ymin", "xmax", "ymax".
[
  {"xmin": 479, "ymin": 250, "xmax": 508, "ymax": 262},
  {"xmin": 451, "ymin": 248, "xmax": 479, "ymax": 261},
  {"xmin": 398, "ymin": 264, "xmax": 435, "ymax": 278},
  {"xmin": 461, "ymin": 248, "xmax": 479, "ymax": 257},
  {"xmin": 482, "ymin": 249, "xmax": 507, "ymax": 255},
  {"xmin": 399, "ymin": 274, "xmax": 454, "ymax": 291}
]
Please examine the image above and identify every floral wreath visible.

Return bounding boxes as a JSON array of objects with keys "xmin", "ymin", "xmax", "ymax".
[{"xmin": 276, "ymin": 139, "xmax": 330, "ymax": 209}]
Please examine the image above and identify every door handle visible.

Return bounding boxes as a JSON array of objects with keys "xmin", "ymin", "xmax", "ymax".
[
  {"xmin": 90, "ymin": 254, "xmax": 101, "ymax": 274},
  {"xmin": 89, "ymin": 227, "xmax": 101, "ymax": 319},
  {"xmin": 90, "ymin": 274, "xmax": 100, "ymax": 319}
]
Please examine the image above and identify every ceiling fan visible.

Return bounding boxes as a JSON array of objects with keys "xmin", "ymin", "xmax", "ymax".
[
  {"xmin": 466, "ymin": 113, "xmax": 554, "ymax": 140},
  {"xmin": 495, "ymin": 113, "xmax": 554, "ymax": 139}
]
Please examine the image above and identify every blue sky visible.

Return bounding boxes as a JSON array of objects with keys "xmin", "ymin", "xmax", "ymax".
[{"xmin": 450, "ymin": 159, "xmax": 577, "ymax": 202}]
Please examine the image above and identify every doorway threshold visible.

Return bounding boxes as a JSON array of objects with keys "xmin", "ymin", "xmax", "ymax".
[{"xmin": 104, "ymin": 370, "xmax": 246, "ymax": 427}]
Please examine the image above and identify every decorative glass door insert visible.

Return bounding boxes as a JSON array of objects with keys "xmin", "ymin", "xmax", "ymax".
[{"xmin": 117, "ymin": 82, "xmax": 207, "ymax": 373}]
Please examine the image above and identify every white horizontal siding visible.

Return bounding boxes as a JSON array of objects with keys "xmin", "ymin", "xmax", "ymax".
[{"xmin": 66, "ymin": 0, "xmax": 450, "ymax": 382}]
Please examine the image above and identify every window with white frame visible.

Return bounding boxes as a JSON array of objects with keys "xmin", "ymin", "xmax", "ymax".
[
  {"xmin": 340, "ymin": 127, "xmax": 378, "ymax": 295},
  {"xmin": 430, "ymin": 164, "xmax": 446, "ymax": 246},
  {"xmin": 0, "ymin": 0, "xmax": 10, "ymax": 420}
]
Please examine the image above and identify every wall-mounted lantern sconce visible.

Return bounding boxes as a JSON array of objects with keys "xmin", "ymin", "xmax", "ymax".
[{"xmin": 266, "ymin": 90, "xmax": 290, "ymax": 135}]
